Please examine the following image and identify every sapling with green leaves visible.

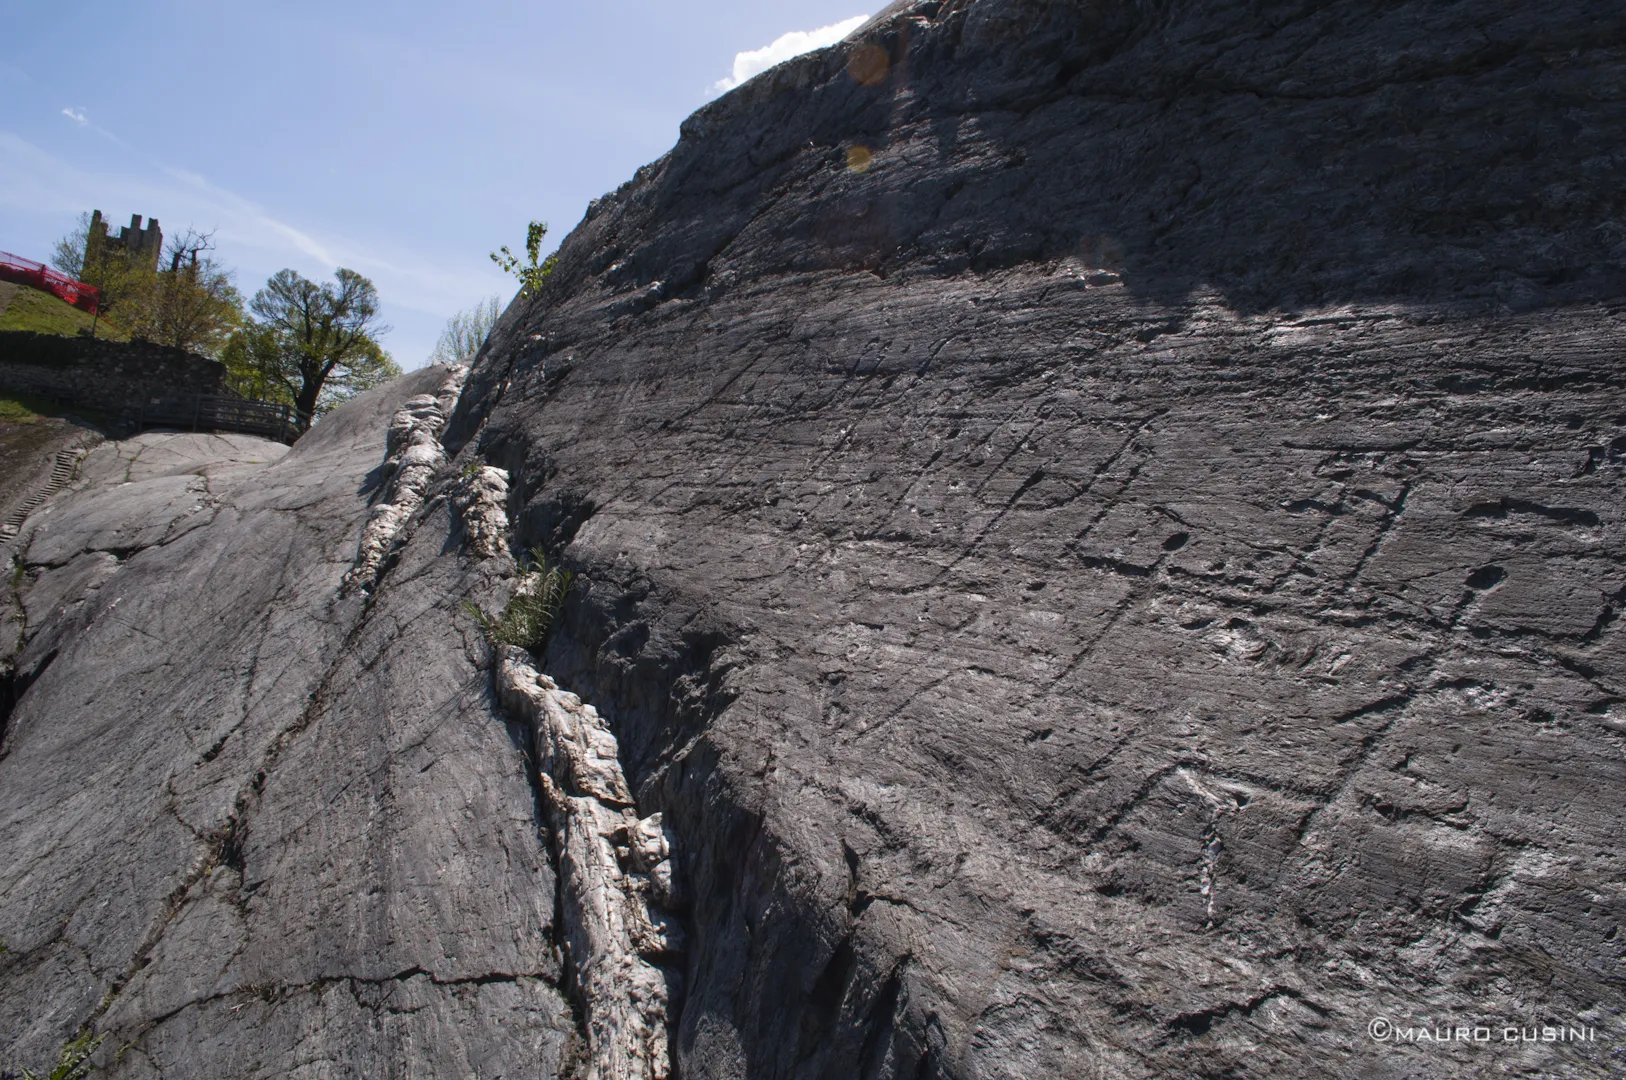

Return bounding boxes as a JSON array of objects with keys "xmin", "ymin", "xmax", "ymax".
[{"xmin": 491, "ymin": 221, "xmax": 559, "ymax": 297}]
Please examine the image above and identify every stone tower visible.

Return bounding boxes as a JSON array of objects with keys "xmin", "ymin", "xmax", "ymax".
[{"xmin": 83, "ymin": 210, "xmax": 162, "ymax": 274}]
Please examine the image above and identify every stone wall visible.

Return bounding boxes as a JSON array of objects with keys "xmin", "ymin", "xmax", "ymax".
[{"xmin": 0, "ymin": 331, "xmax": 228, "ymax": 416}]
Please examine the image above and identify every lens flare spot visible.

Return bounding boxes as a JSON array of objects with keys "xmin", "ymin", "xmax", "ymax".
[
  {"xmin": 847, "ymin": 44, "xmax": 890, "ymax": 86},
  {"xmin": 846, "ymin": 145, "xmax": 874, "ymax": 173}
]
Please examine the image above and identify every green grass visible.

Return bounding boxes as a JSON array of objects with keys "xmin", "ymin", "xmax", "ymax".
[
  {"xmin": 21, "ymin": 1031, "xmax": 103, "ymax": 1080},
  {"xmin": 0, "ymin": 392, "xmax": 116, "ymax": 433},
  {"xmin": 466, "ymin": 548, "xmax": 575, "ymax": 655},
  {"xmin": 0, "ymin": 284, "xmax": 127, "ymax": 340},
  {"xmin": 0, "ymin": 397, "xmax": 42, "ymax": 424},
  {"xmin": 0, "ymin": 394, "xmax": 116, "ymax": 432}
]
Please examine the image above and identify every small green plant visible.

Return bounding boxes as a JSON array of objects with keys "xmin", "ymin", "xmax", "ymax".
[
  {"xmin": 490, "ymin": 221, "xmax": 559, "ymax": 297},
  {"xmin": 0, "ymin": 397, "xmax": 43, "ymax": 425},
  {"xmin": 22, "ymin": 1030, "xmax": 103, "ymax": 1080},
  {"xmin": 465, "ymin": 547, "xmax": 574, "ymax": 655}
]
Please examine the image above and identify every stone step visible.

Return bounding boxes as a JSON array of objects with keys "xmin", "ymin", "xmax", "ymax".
[{"xmin": 1, "ymin": 447, "xmax": 84, "ymax": 541}]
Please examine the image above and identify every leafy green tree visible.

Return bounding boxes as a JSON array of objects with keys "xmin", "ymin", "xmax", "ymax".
[
  {"xmin": 490, "ymin": 221, "xmax": 557, "ymax": 296},
  {"xmin": 429, "ymin": 296, "xmax": 502, "ymax": 366},
  {"xmin": 224, "ymin": 268, "xmax": 399, "ymax": 426},
  {"xmin": 48, "ymin": 212, "xmax": 92, "ymax": 278},
  {"xmin": 50, "ymin": 215, "xmax": 242, "ymax": 353},
  {"xmin": 219, "ymin": 323, "xmax": 289, "ymax": 403},
  {"xmin": 50, "ymin": 211, "xmax": 150, "ymax": 325},
  {"xmin": 121, "ymin": 229, "xmax": 243, "ymax": 356}
]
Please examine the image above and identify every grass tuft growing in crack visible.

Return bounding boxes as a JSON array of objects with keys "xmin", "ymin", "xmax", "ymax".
[
  {"xmin": 465, "ymin": 547, "xmax": 574, "ymax": 657},
  {"xmin": 21, "ymin": 1031, "xmax": 103, "ymax": 1080}
]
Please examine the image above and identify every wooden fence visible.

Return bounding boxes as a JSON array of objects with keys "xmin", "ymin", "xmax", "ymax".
[{"xmin": 131, "ymin": 395, "xmax": 305, "ymax": 444}]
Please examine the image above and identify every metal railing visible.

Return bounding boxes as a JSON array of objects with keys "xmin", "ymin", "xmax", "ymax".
[{"xmin": 131, "ymin": 395, "xmax": 305, "ymax": 445}]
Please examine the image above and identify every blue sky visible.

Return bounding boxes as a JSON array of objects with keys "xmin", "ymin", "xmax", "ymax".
[{"xmin": 0, "ymin": 2, "xmax": 872, "ymax": 366}]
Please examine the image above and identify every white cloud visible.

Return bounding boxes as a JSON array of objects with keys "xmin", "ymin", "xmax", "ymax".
[
  {"xmin": 712, "ymin": 15, "xmax": 869, "ymax": 94},
  {"xmin": 59, "ymin": 106, "xmax": 132, "ymax": 149},
  {"xmin": 159, "ymin": 165, "xmax": 337, "ymax": 267}
]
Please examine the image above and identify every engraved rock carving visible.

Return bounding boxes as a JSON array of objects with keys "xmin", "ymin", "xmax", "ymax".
[{"xmin": 496, "ymin": 644, "xmax": 681, "ymax": 1080}]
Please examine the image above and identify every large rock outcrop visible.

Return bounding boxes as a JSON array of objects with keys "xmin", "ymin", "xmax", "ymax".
[
  {"xmin": 3, "ymin": 1, "xmax": 1625, "ymax": 1078},
  {"xmin": 449, "ymin": 1, "xmax": 1626, "ymax": 1076},
  {"xmin": 0, "ymin": 375, "xmax": 574, "ymax": 1076}
]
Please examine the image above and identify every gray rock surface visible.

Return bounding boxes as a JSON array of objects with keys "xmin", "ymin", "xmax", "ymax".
[
  {"xmin": 0, "ymin": 369, "xmax": 572, "ymax": 1077},
  {"xmin": 444, "ymin": 1, "xmax": 1625, "ymax": 1077},
  {"xmin": 0, "ymin": 413, "xmax": 104, "ymax": 678},
  {"xmin": 3, "ymin": 2, "xmax": 1625, "ymax": 1078}
]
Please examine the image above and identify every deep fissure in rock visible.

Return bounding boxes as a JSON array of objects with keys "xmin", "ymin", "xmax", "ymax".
[
  {"xmin": 443, "ymin": 405, "xmax": 684, "ymax": 1078},
  {"xmin": 0, "ymin": 649, "xmax": 54, "ymax": 767},
  {"xmin": 531, "ymin": 560, "xmax": 946, "ymax": 1080},
  {"xmin": 490, "ymin": 641, "xmax": 683, "ymax": 1080},
  {"xmin": 0, "ymin": 670, "xmax": 16, "ymax": 763}
]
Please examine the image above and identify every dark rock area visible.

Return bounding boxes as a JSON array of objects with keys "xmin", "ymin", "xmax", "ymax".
[
  {"xmin": 3, "ymin": 1, "xmax": 1625, "ymax": 1078},
  {"xmin": 0, "ymin": 331, "xmax": 229, "ymax": 417},
  {"xmin": 454, "ymin": 1, "xmax": 1626, "ymax": 1076}
]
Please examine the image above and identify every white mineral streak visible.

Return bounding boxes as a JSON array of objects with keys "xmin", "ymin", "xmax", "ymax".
[
  {"xmin": 495, "ymin": 645, "xmax": 681, "ymax": 1080},
  {"xmin": 452, "ymin": 465, "xmax": 513, "ymax": 559},
  {"xmin": 342, "ymin": 366, "xmax": 467, "ymax": 592}
]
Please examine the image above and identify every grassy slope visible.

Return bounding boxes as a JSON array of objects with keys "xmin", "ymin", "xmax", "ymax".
[
  {"xmin": 0, "ymin": 282, "xmax": 127, "ymax": 339},
  {"xmin": 0, "ymin": 397, "xmax": 42, "ymax": 424}
]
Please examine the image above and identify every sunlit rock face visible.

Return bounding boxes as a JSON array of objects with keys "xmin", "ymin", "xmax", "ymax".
[
  {"xmin": 2, "ymin": 1, "xmax": 1625, "ymax": 1078},
  {"xmin": 0, "ymin": 373, "xmax": 576, "ymax": 1078},
  {"xmin": 451, "ymin": 1, "xmax": 1626, "ymax": 1077}
]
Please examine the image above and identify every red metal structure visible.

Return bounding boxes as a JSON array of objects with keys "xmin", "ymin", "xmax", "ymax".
[{"xmin": 0, "ymin": 250, "xmax": 101, "ymax": 314}]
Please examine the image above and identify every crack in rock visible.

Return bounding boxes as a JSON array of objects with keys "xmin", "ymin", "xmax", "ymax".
[
  {"xmin": 1179, "ymin": 768, "xmax": 1235, "ymax": 932},
  {"xmin": 495, "ymin": 645, "xmax": 681, "ymax": 1080}
]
